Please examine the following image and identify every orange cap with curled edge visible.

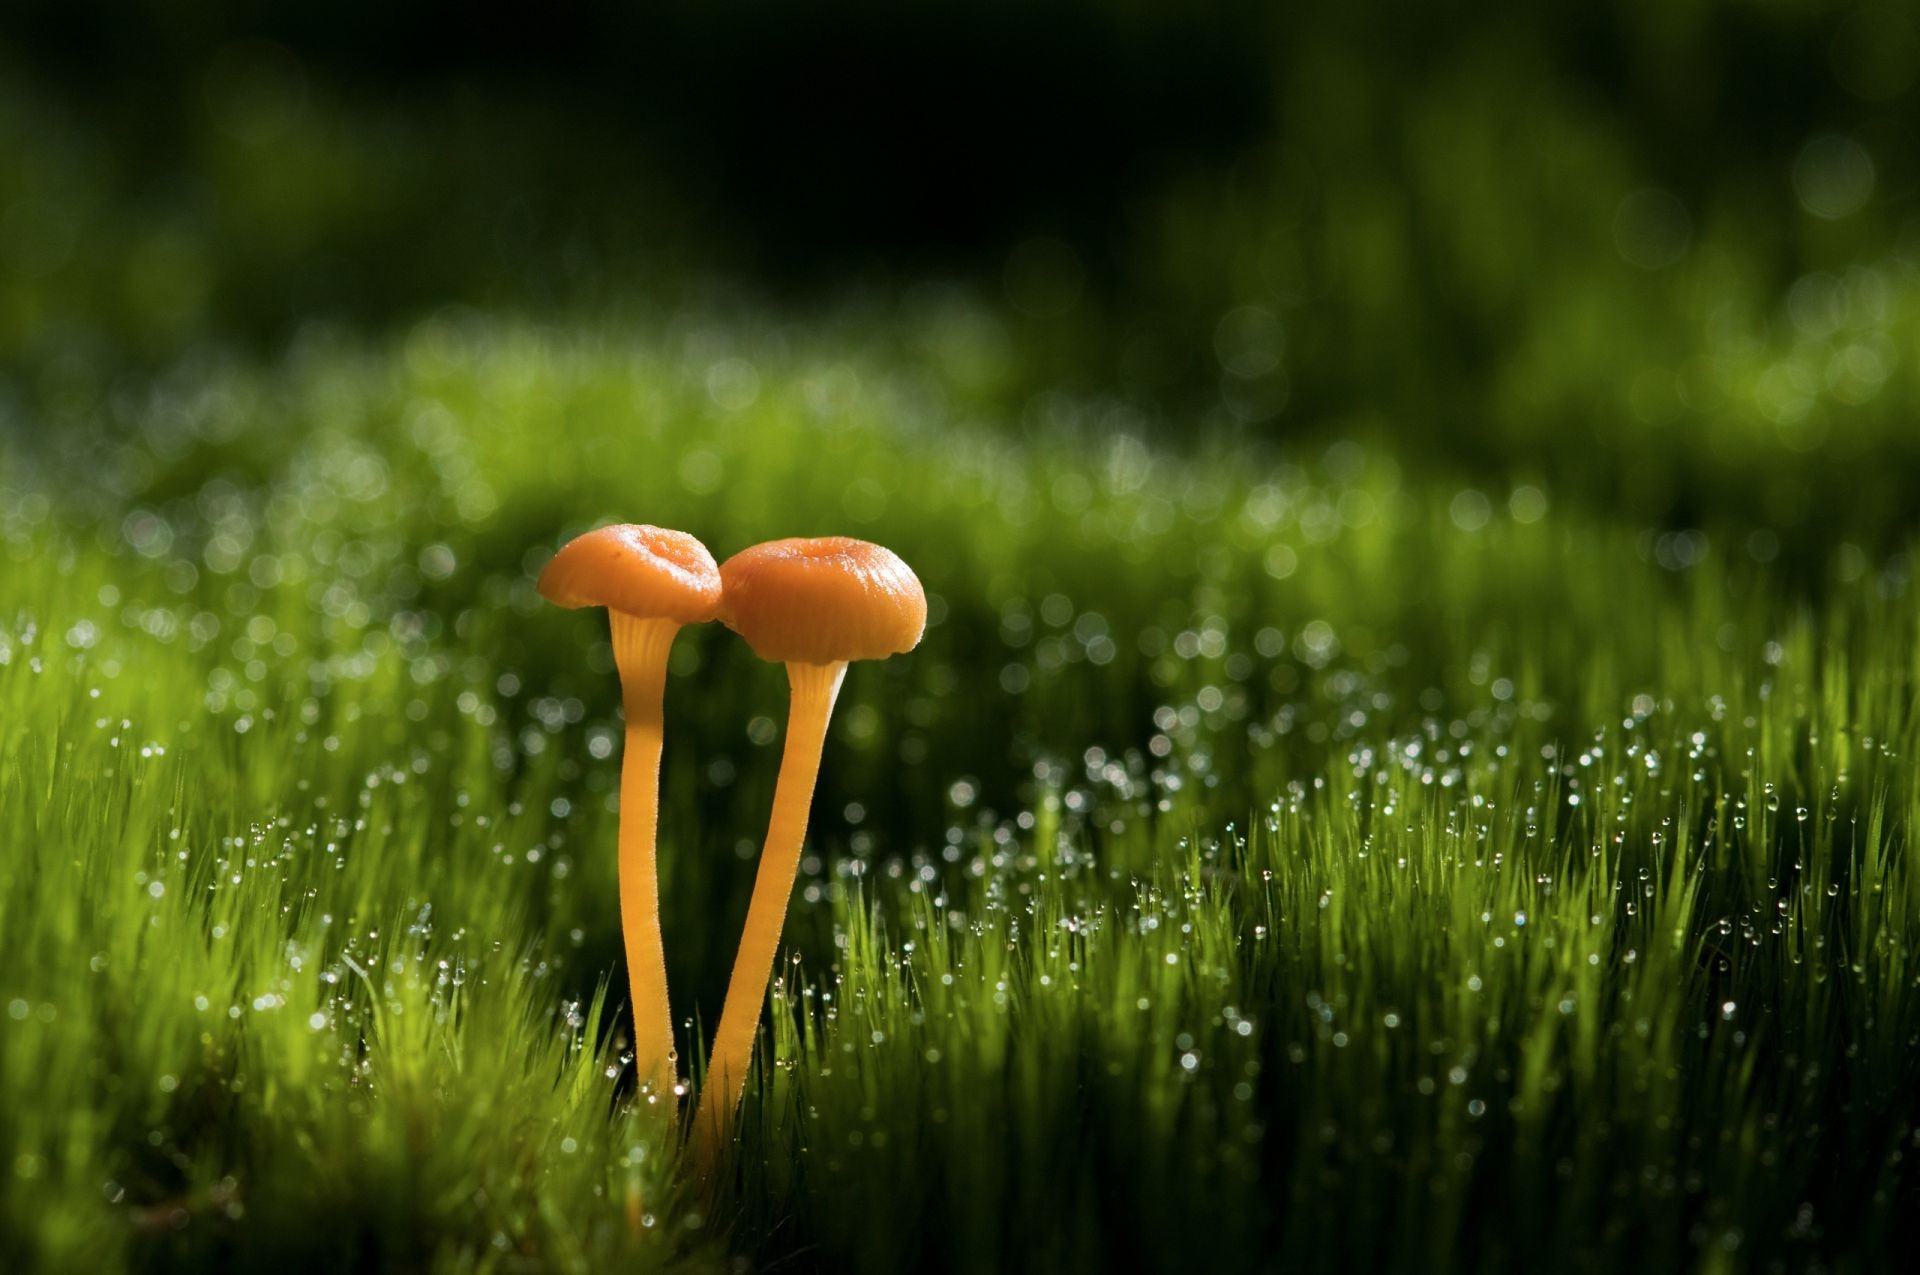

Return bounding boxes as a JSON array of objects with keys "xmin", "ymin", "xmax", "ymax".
[
  {"xmin": 719, "ymin": 536, "xmax": 926, "ymax": 665},
  {"xmin": 537, "ymin": 524, "xmax": 722, "ymax": 623}
]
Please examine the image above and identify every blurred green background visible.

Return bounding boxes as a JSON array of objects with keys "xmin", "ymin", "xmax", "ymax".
[{"xmin": 6, "ymin": 0, "xmax": 1920, "ymax": 548}]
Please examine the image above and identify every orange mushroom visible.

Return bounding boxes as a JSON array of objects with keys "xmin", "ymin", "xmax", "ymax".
[
  {"xmin": 537, "ymin": 524, "xmax": 722, "ymax": 1105},
  {"xmin": 693, "ymin": 536, "xmax": 926, "ymax": 1163}
]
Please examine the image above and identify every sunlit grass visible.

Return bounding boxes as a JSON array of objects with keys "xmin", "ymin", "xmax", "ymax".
[{"xmin": 4, "ymin": 320, "xmax": 1919, "ymax": 1270}]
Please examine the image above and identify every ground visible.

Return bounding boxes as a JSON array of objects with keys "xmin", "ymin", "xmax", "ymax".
[{"xmin": 3, "ymin": 310, "xmax": 1917, "ymax": 1272}]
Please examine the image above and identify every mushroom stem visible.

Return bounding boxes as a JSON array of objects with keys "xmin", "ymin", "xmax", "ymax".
[
  {"xmin": 694, "ymin": 658, "xmax": 847, "ymax": 1166},
  {"xmin": 609, "ymin": 611, "xmax": 684, "ymax": 1106}
]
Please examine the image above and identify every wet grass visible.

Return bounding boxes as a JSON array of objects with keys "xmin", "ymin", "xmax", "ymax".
[{"xmin": 3, "ymin": 318, "xmax": 1919, "ymax": 1271}]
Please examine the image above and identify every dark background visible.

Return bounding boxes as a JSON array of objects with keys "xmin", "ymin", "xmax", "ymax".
[{"xmin": 5, "ymin": 0, "xmax": 1920, "ymax": 541}]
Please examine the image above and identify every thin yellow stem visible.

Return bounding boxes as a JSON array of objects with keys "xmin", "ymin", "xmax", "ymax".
[
  {"xmin": 694, "ymin": 659, "xmax": 847, "ymax": 1168},
  {"xmin": 609, "ymin": 611, "xmax": 682, "ymax": 1106}
]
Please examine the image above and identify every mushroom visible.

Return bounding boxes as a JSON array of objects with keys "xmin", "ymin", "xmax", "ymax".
[
  {"xmin": 537, "ymin": 523, "xmax": 722, "ymax": 1105},
  {"xmin": 693, "ymin": 536, "xmax": 926, "ymax": 1161}
]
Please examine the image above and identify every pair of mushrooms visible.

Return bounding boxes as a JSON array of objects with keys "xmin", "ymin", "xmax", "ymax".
[{"xmin": 537, "ymin": 525, "xmax": 924, "ymax": 1161}]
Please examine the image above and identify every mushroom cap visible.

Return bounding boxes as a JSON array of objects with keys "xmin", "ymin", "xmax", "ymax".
[
  {"xmin": 719, "ymin": 536, "xmax": 926, "ymax": 665},
  {"xmin": 536, "ymin": 524, "xmax": 722, "ymax": 624}
]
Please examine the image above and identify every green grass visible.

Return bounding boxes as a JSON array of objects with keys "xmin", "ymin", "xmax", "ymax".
[{"xmin": 4, "ymin": 317, "xmax": 1920, "ymax": 1272}]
